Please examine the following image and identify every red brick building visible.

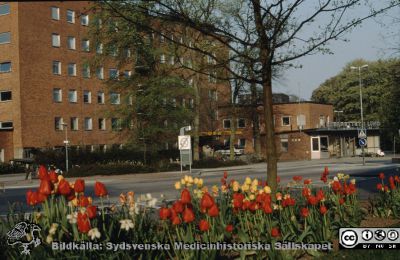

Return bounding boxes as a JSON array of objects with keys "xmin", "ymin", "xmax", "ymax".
[{"xmin": 0, "ymin": 1, "xmax": 230, "ymax": 162}]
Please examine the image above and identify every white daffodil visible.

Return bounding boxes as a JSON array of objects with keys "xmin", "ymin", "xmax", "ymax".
[
  {"xmin": 49, "ymin": 223, "xmax": 58, "ymax": 235},
  {"xmin": 146, "ymin": 193, "xmax": 152, "ymax": 200},
  {"xmin": 88, "ymin": 228, "xmax": 101, "ymax": 240},
  {"xmin": 67, "ymin": 212, "xmax": 78, "ymax": 224},
  {"xmin": 119, "ymin": 219, "xmax": 134, "ymax": 231},
  {"xmin": 147, "ymin": 198, "xmax": 158, "ymax": 208},
  {"xmin": 46, "ymin": 235, "xmax": 53, "ymax": 244}
]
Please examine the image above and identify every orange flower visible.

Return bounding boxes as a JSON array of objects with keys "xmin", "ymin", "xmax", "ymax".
[
  {"xmin": 159, "ymin": 208, "xmax": 171, "ymax": 220},
  {"xmin": 172, "ymin": 200, "xmax": 184, "ymax": 214},
  {"xmin": 377, "ymin": 183, "xmax": 383, "ymax": 191},
  {"xmin": 263, "ymin": 203, "xmax": 273, "ymax": 214},
  {"xmin": 38, "ymin": 165, "xmax": 49, "ymax": 181},
  {"xmin": 172, "ymin": 216, "xmax": 181, "ymax": 225},
  {"xmin": 58, "ymin": 179, "xmax": 71, "ymax": 196},
  {"xmin": 302, "ymin": 187, "xmax": 311, "ymax": 197},
  {"xmin": 79, "ymin": 196, "xmax": 90, "ymax": 207},
  {"xmin": 320, "ymin": 205, "xmax": 328, "ymax": 215},
  {"xmin": 49, "ymin": 170, "xmax": 58, "ymax": 183},
  {"xmin": 307, "ymin": 196, "xmax": 318, "ymax": 206},
  {"xmin": 36, "ymin": 191, "xmax": 47, "ymax": 203},
  {"xmin": 316, "ymin": 189, "xmax": 325, "ymax": 201},
  {"xmin": 223, "ymin": 171, "xmax": 228, "ymax": 179},
  {"xmin": 300, "ymin": 207, "xmax": 309, "ymax": 218},
  {"xmin": 208, "ymin": 204, "xmax": 219, "ymax": 217},
  {"xmin": 293, "ymin": 176, "xmax": 302, "ymax": 182},
  {"xmin": 225, "ymin": 224, "xmax": 234, "ymax": 233},
  {"xmin": 339, "ymin": 197, "xmax": 345, "ymax": 205},
  {"xmin": 282, "ymin": 197, "xmax": 296, "ymax": 207},
  {"xmin": 271, "ymin": 227, "xmax": 280, "ymax": 237},
  {"xmin": 77, "ymin": 212, "xmax": 91, "ymax": 233},
  {"xmin": 198, "ymin": 219, "xmax": 210, "ymax": 232},
  {"xmin": 200, "ymin": 192, "xmax": 215, "ymax": 209},
  {"xmin": 94, "ymin": 181, "xmax": 108, "ymax": 197},
  {"xmin": 379, "ymin": 172, "xmax": 385, "ymax": 180},
  {"xmin": 182, "ymin": 208, "xmax": 195, "ymax": 223},
  {"xmin": 332, "ymin": 181, "xmax": 341, "ymax": 193},
  {"xmin": 87, "ymin": 205, "xmax": 97, "ymax": 219},
  {"xmin": 38, "ymin": 180, "xmax": 52, "ymax": 196},
  {"xmin": 74, "ymin": 179, "xmax": 85, "ymax": 193},
  {"xmin": 26, "ymin": 190, "xmax": 38, "ymax": 206},
  {"xmin": 389, "ymin": 176, "xmax": 396, "ymax": 190},
  {"xmin": 180, "ymin": 189, "xmax": 191, "ymax": 204}
]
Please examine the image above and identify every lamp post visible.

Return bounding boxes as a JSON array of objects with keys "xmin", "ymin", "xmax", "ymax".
[
  {"xmin": 351, "ymin": 64, "xmax": 368, "ymax": 165},
  {"xmin": 61, "ymin": 123, "xmax": 69, "ymax": 172}
]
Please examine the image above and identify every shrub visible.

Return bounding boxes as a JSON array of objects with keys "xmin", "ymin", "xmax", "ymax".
[
  {"xmin": 192, "ymin": 158, "xmax": 247, "ymax": 168},
  {"xmin": 0, "ymin": 163, "xmax": 25, "ymax": 175}
]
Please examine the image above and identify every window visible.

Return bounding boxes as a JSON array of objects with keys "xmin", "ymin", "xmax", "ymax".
[
  {"xmin": 96, "ymin": 67, "xmax": 104, "ymax": 79},
  {"xmin": 66, "ymin": 10, "xmax": 75, "ymax": 23},
  {"xmin": 109, "ymin": 68, "xmax": 118, "ymax": 79},
  {"xmin": 319, "ymin": 115, "xmax": 326, "ymax": 127},
  {"xmin": 186, "ymin": 59, "xmax": 193, "ymax": 68},
  {"xmin": 282, "ymin": 116, "xmax": 290, "ymax": 126},
  {"xmin": 208, "ymin": 90, "xmax": 217, "ymax": 101},
  {"xmin": 124, "ymin": 48, "xmax": 131, "ymax": 58},
  {"xmin": 81, "ymin": 39, "xmax": 89, "ymax": 52},
  {"xmin": 0, "ymin": 3, "xmax": 10, "ymax": 16},
  {"xmin": 70, "ymin": 117, "xmax": 78, "ymax": 131},
  {"xmin": 172, "ymin": 98, "xmax": 176, "ymax": 107},
  {"xmin": 98, "ymin": 118, "xmax": 106, "ymax": 130},
  {"xmin": 208, "ymin": 71, "xmax": 217, "ymax": 83},
  {"xmin": 0, "ymin": 121, "xmax": 13, "ymax": 129},
  {"xmin": 0, "ymin": 62, "xmax": 11, "ymax": 73},
  {"xmin": 189, "ymin": 98, "xmax": 194, "ymax": 108},
  {"xmin": 169, "ymin": 56, "xmax": 175, "ymax": 65},
  {"xmin": 0, "ymin": 32, "xmax": 10, "ymax": 44},
  {"xmin": 68, "ymin": 90, "xmax": 77, "ymax": 103},
  {"xmin": 53, "ymin": 88, "xmax": 62, "ymax": 102},
  {"xmin": 81, "ymin": 14, "xmax": 89, "ymax": 26},
  {"xmin": 82, "ymin": 64, "xmax": 90, "ymax": 78},
  {"xmin": 67, "ymin": 63, "xmax": 76, "ymax": 76},
  {"xmin": 238, "ymin": 138, "xmax": 246, "ymax": 148},
  {"xmin": 97, "ymin": 91, "xmax": 105, "ymax": 104},
  {"xmin": 83, "ymin": 90, "xmax": 91, "ymax": 104},
  {"xmin": 67, "ymin": 36, "xmax": 76, "ymax": 50},
  {"xmin": 297, "ymin": 114, "xmax": 306, "ymax": 128},
  {"xmin": 84, "ymin": 117, "xmax": 92, "ymax": 130},
  {"xmin": 223, "ymin": 119, "xmax": 231, "ymax": 129},
  {"xmin": 238, "ymin": 118, "xmax": 245, "ymax": 128},
  {"xmin": 124, "ymin": 70, "xmax": 131, "ymax": 78},
  {"xmin": 188, "ymin": 78, "xmax": 193, "ymax": 86},
  {"xmin": 0, "ymin": 91, "xmax": 11, "ymax": 101},
  {"xmin": 312, "ymin": 137, "xmax": 319, "ymax": 152},
  {"xmin": 160, "ymin": 54, "xmax": 166, "ymax": 64},
  {"xmin": 51, "ymin": 7, "xmax": 59, "ymax": 20},
  {"xmin": 128, "ymin": 95, "xmax": 133, "ymax": 105},
  {"xmin": 55, "ymin": 117, "xmax": 63, "ymax": 130},
  {"xmin": 160, "ymin": 34, "xmax": 165, "ymax": 43},
  {"xmin": 280, "ymin": 135, "xmax": 288, "ymax": 152},
  {"xmin": 110, "ymin": 92, "xmax": 120, "ymax": 104},
  {"xmin": 52, "ymin": 61, "xmax": 60, "ymax": 75},
  {"xmin": 96, "ymin": 43, "xmax": 103, "ymax": 54},
  {"xmin": 52, "ymin": 33, "xmax": 60, "ymax": 47},
  {"xmin": 111, "ymin": 118, "xmax": 121, "ymax": 131}
]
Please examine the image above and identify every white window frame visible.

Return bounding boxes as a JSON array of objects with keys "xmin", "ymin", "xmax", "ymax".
[
  {"xmin": 83, "ymin": 90, "xmax": 91, "ymax": 104},
  {"xmin": 51, "ymin": 6, "xmax": 59, "ymax": 20},
  {"xmin": 52, "ymin": 33, "xmax": 60, "ymax": 47},
  {"xmin": 67, "ymin": 63, "xmax": 76, "ymax": 76},
  {"xmin": 237, "ymin": 118, "xmax": 245, "ymax": 128},
  {"xmin": 109, "ymin": 68, "xmax": 118, "ymax": 79},
  {"xmin": 81, "ymin": 14, "xmax": 89, "ymax": 26},
  {"xmin": 282, "ymin": 116, "xmax": 291, "ymax": 126},
  {"xmin": 68, "ymin": 89, "xmax": 77, "ymax": 103},
  {"xmin": 96, "ymin": 67, "xmax": 104, "ymax": 80},
  {"xmin": 70, "ymin": 117, "xmax": 79, "ymax": 131},
  {"xmin": 81, "ymin": 39, "xmax": 90, "ymax": 52},
  {"xmin": 97, "ymin": 91, "xmax": 105, "ymax": 104},
  {"xmin": 160, "ymin": 54, "xmax": 166, "ymax": 64},
  {"xmin": 0, "ymin": 90, "xmax": 12, "ymax": 102},
  {"xmin": 238, "ymin": 138, "xmax": 246, "ymax": 148},
  {"xmin": 223, "ymin": 119, "xmax": 231, "ymax": 129},
  {"xmin": 67, "ymin": 36, "xmax": 76, "ymax": 50},
  {"xmin": 55, "ymin": 117, "xmax": 63, "ymax": 131},
  {"xmin": 84, "ymin": 117, "xmax": 93, "ymax": 130},
  {"xmin": 52, "ymin": 61, "xmax": 61, "ymax": 75},
  {"xmin": 82, "ymin": 64, "xmax": 90, "ymax": 78},
  {"xmin": 66, "ymin": 10, "xmax": 75, "ymax": 23},
  {"xmin": 53, "ymin": 88, "xmax": 62, "ymax": 102},
  {"xmin": 98, "ymin": 118, "xmax": 106, "ymax": 130},
  {"xmin": 96, "ymin": 43, "xmax": 103, "ymax": 54},
  {"xmin": 110, "ymin": 92, "xmax": 121, "ymax": 105},
  {"xmin": 0, "ymin": 32, "xmax": 11, "ymax": 44}
]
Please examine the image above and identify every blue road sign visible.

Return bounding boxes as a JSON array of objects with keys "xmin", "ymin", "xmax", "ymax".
[{"xmin": 359, "ymin": 138, "xmax": 367, "ymax": 146}]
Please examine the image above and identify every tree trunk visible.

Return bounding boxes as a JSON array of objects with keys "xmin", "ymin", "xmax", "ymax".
[
  {"xmin": 230, "ymin": 105, "xmax": 237, "ymax": 161},
  {"xmin": 193, "ymin": 83, "xmax": 200, "ymax": 161},
  {"xmin": 250, "ymin": 81, "xmax": 261, "ymax": 160}
]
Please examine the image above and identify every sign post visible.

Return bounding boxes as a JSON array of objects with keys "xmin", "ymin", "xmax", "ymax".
[
  {"xmin": 178, "ymin": 126, "xmax": 192, "ymax": 174},
  {"xmin": 358, "ymin": 129, "xmax": 367, "ymax": 166}
]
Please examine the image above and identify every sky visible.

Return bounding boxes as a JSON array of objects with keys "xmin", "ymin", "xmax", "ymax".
[{"xmin": 273, "ymin": 4, "xmax": 400, "ymax": 100}]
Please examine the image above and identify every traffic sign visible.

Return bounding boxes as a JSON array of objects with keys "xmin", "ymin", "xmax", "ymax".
[
  {"xmin": 178, "ymin": 135, "xmax": 191, "ymax": 150},
  {"xmin": 359, "ymin": 138, "xmax": 367, "ymax": 147},
  {"xmin": 358, "ymin": 130, "xmax": 367, "ymax": 139}
]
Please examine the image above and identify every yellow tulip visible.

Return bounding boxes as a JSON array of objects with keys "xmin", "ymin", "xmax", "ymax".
[
  {"xmin": 245, "ymin": 177, "xmax": 252, "ymax": 185},
  {"xmin": 174, "ymin": 181, "xmax": 181, "ymax": 190},
  {"xmin": 249, "ymin": 194, "xmax": 255, "ymax": 201},
  {"xmin": 263, "ymin": 186, "xmax": 271, "ymax": 194}
]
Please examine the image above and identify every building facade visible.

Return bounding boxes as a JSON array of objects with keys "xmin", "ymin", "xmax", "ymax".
[{"xmin": 0, "ymin": 1, "xmax": 231, "ymax": 162}]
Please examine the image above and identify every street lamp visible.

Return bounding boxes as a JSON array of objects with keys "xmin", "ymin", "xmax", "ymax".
[
  {"xmin": 351, "ymin": 64, "xmax": 368, "ymax": 165},
  {"xmin": 61, "ymin": 123, "xmax": 69, "ymax": 172}
]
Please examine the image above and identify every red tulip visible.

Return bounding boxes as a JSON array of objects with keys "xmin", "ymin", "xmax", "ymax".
[
  {"xmin": 339, "ymin": 197, "xmax": 345, "ymax": 205},
  {"xmin": 307, "ymin": 196, "xmax": 318, "ymax": 206},
  {"xmin": 223, "ymin": 171, "xmax": 228, "ymax": 179},
  {"xmin": 208, "ymin": 204, "xmax": 219, "ymax": 217},
  {"xmin": 320, "ymin": 205, "xmax": 328, "ymax": 215},
  {"xmin": 200, "ymin": 192, "xmax": 215, "ymax": 209},
  {"xmin": 302, "ymin": 187, "xmax": 311, "ymax": 197},
  {"xmin": 263, "ymin": 203, "xmax": 273, "ymax": 214},
  {"xmin": 389, "ymin": 176, "xmax": 396, "ymax": 190},
  {"xmin": 225, "ymin": 224, "xmax": 234, "ymax": 233},
  {"xmin": 74, "ymin": 179, "xmax": 85, "ymax": 193},
  {"xmin": 232, "ymin": 193, "xmax": 245, "ymax": 208},
  {"xmin": 58, "ymin": 179, "xmax": 71, "ymax": 195},
  {"xmin": 38, "ymin": 165, "xmax": 49, "ymax": 180},
  {"xmin": 170, "ymin": 209, "xmax": 178, "ymax": 221},
  {"xmin": 379, "ymin": 172, "xmax": 385, "ymax": 180},
  {"xmin": 86, "ymin": 205, "xmax": 97, "ymax": 219},
  {"xmin": 316, "ymin": 189, "xmax": 325, "ymax": 201},
  {"xmin": 182, "ymin": 208, "xmax": 195, "ymax": 223},
  {"xmin": 49, "ymin": 171, "xmax": 58, "ymax": 183},
  {"xmin": 36, "ymin": 191, "xmax": 47, "ymax": 203},
  {"xmin": 180, "ymin": 189, "xmax": 191, "ymax": 204},
  {"xmin": 26, "ymin": 190, "xmax": 38, "ymax": 206},
  {"xmin": 172, "ymin": 200, "xmax": 184, "ymax": 214},
  {"xmin": 377, "ymin": 183, "xmax": 383, "ymax": 191},
  {"xmin": 38, "ymin": 180, "xmax": 52, "ymax": 195},
  {"xmin": 293, "ymin": 176, "xmax": 302, "ymax": 182},
  {"xmin": 198, "ymin": 219, "xmax": 210, "ymax": 232},
  {"xmin": 300, "ymin": 207, "xmax": 309, "ymax": 218},
  {"xmin": 332, "ymin": 181, "xmax": 341, "ymax": 193},
  {"xmin": 242, "ymin": 200, "xmax": 251, "ymax": 211},
  {"xmin": 271, "ymin": 227, "xmax": 280, "ymax": 237},
  {"xmin": 304, "ymin": 179, "xmax": 312, "ymax": 185},
  {"xmin": 159, "ymin": 207, "xmax": 171, "ymax": 220},
  {"xmin": 282, "ymin": 197, "xmax": 296, "ymax": 207},
  {"xmin": 77, "ymin": 212, "xmax": 91, "ymax": 233},
  {"xmin": 66, "ymin": 190, "xmax": 76, "ymax": 201},
  {"xmin": 79, "ymin": 196, "xmax": 90, "ymax": 207},
  {"xmin": 94, "ymin": 181, "xmax": 108, "ymax": 197},
  {"xmin": 172, "ymin": 216, "xmax": 181, "ymax": 225},
  {"xmin": 395, "ymin": 175, "xmax": 400, "ymax": 183}
]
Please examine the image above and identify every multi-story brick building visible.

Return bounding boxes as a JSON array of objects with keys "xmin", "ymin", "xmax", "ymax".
[{"xmin": 0, "ymin": 1, "xmax": 231, "ymax": 162}]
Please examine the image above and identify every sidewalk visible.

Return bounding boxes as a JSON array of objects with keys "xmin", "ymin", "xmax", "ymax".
[{"xmin": 0, "ymin": 157, "xmax": 397, "ymax": 190}]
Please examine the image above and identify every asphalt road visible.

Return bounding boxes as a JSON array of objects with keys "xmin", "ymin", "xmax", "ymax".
[{"xmin": 0, "ymin": 158, "xmax": 399, "ymax": 215}]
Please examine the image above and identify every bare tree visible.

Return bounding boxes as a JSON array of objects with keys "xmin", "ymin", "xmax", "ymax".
[{"xmin": 99, "ymin": 0, "xmax": 399, "ymax": 193}]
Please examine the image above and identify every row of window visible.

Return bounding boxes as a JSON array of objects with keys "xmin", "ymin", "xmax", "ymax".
[
  {"xmin": 55, "ymin": 117, "xmax": 121, "ymax": 131},
  {"xmin": 53, "ymin": 89, "xmax": 123, "ymax": 105},
  {"xmin": 51, "ymin": 61, "xmax": 129, "ymax": 79},
  {"xmin": 52, "ymin": 34, "xmax": 91, "ymax": 51},
  {"xmin": 222, "ymin": 119, "xmax": 246, "ymax": 129},
  {"xmin": 51, "ymin": 7, "xmax": 89, "ymax": 26}
]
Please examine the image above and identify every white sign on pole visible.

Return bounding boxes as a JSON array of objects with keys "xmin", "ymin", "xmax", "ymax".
[
  {"xmin": 178, "ymin": 135, "xmax": 191, "ymax": 150},
  {"xmin": 358, "ymin": 130, "xmax": 366, "ymax": 139}
]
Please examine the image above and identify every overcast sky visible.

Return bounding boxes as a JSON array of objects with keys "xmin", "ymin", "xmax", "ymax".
[{"xmin": 273, "ymin": 5, "xmax": 400, "ymax": 100}]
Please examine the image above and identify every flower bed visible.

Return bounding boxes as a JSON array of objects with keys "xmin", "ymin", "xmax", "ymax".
[{"xmin": 0, "ymin": 165, "xmax": 395, "ymax": 259}]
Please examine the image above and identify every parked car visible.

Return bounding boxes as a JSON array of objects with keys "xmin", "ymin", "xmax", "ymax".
[{"xmin": 214, "ymin": 144, "xmax": 244, "ymax": 156}]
